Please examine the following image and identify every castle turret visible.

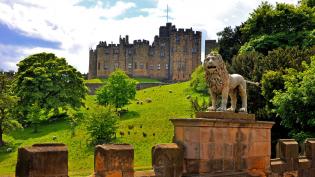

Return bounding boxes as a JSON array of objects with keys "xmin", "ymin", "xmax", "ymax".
[{"xmin": 88, "ymin": 48, "xmax": 97, "ymax": 79}]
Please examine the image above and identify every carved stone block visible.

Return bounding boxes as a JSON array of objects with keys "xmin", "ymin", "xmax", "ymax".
[
  {"xmin": 152, "ymin": 143, "xmax": 183, "ymax": 177},
  {"xmin": 94, "ymin": 144, "xmax": 134, "ymax": 177},
  {"xmin": 15, "ymin": 143, "xmax": 68, "ymax": 177}
]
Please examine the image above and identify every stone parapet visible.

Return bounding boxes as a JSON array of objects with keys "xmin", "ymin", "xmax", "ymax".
[
  {"xmin": 15, "ymin": 143, "xmax": 68, "ymax": 177},
  {"xmin": 152, "ymin": 143, "xmax": 183, "ymax": 177},
  {"xmin": 270, "ymin": 139, "xmax": 315, "ymax": 177},
  {"xmin": 94, "ymin": 144, "xmax": 134, "ymax": 177}
]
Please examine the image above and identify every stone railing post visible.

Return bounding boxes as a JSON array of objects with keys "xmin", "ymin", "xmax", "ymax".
[
  {"xmin": 94, "ymin": 144, "xmax": 134, "ymax": 177},
  {"xmin": 15, "ymin": 143, "xmax": 68, "ymax": 177},
  {"xmin": 152, "ymin": 143, "xmax": 183, "ymax": 177}
]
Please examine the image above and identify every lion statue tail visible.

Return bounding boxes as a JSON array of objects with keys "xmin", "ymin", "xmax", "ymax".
[{"xmin": 246, "ymin": 80, "xmax": 260, "ymax": 86}]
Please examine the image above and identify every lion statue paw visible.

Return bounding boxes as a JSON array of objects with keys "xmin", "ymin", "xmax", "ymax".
[
  {"xmin": 207, "ymin": 106, "xmax": 216, "ymax": 111},
  {"xmin": 239, "ymin": 107, "xmax": 247, "ymax": 112}
]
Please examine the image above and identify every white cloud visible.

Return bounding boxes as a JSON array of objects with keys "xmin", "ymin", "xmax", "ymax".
[{"xmin": 0, "ymin": 0, "xmax": 299, "ymax": 73}]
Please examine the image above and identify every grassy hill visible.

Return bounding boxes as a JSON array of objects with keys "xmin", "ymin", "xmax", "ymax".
[{"xmin": 0, "ymin": 81, "xmax": 204, "ymax": 176}]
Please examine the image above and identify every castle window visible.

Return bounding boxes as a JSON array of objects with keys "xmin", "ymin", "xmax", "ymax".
[
  {"xmin": 160, "ymin": 50, "xmax": 165, "ymax": 57},
  {"xmin": 140, "ymin": 63, "xmax": 144, "ymax": 69},
  {"xmin": 165, "ymin": 64, "xmax": 169, "ymax": 70},
  {"xmin": 104, "ymin": 64, "xmax": 109, "ymax": 70},
  {"xmin": 128, "ymin": 49, "xmax": 132, "ymax": 55},
  {"xmin": 134, "ymin": 62, "xmax": 137, "ymax": 69},
  {"xmin": 149, "ymin": 65, "xmax": 154, "ymax": 70},
  {"xmin": 105, "ymin": 49, "xmax": 110, "ymax": 54},
  {"xmin": 157, "ymin": 64, "xmax": 161, "ymax": 70},
  {"xmin": 194, "ymin": 38, "xmax": 199, "ymax": 45},
  {"xmin": 160, "ymin": 43, "xmax": 165, "ymax": 47},
  {"xmin": 114, "ymin": 49, "xmax": 119, "ymax": 54},
  {"xmin": 176, "ymin": 35, "xmax": 180, "ymax": 44},
  {"xmin": 114, "ymin": 63, "xmax": 119, "ymax": 69},
  {"xmin": 192, "ymin": 48, "xmax": 196, "ymax": 53},
  {"xmin": 128, "ymin": 63, "xmax": 132, "ymax": 69},
  {"xmin": 149, "ymin": 50, "xmax": 154, "ymax": 56}
]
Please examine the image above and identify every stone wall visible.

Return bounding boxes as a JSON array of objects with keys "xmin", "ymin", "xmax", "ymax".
[{"xmin": 86, "ymin": 82, "xmax": 169, "ymax": 95}]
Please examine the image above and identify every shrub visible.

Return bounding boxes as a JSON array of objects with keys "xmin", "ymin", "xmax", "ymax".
[
  {"xmin": 86, "ymin": 106, "xmax": 118, "ymax": 145},
  {"xmin": 190, "ymin": 65, "xmax": 207, "ymax": 94}
]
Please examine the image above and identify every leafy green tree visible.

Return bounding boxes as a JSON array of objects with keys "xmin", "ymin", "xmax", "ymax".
[
  {"xmin": 13, "ymin": 53, "xmax": 88, "ymax": 128},
  {"xmin": 96, "ymin": 69, "xmax": 137, "ymax": 110},
  {"xmin": 0, "ymin": 73, "xmax": 21, "ymax": 146},
  {"xmin": 217, "ymin": 25, "xmax": 245, "ymax": 63},
  {"xmin": 86, "ymin": 106, "xmax": 118, "ymax": 145},
  {"xmin": 272, "ymin": 57, "xmax": 315, "ymax": 141},
  {"xmin": 190, "ymin": 65, "xmax": 207, "ymax": 94}
]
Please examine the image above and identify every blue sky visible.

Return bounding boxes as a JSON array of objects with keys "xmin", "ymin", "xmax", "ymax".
[{"xmin": 0, "ymin": 0, "xmax": 299, "ymax": 73}]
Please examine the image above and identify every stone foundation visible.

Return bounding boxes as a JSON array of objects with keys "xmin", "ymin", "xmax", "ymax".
[
  {"xmin": 15, "ymin": 143, "xmax": 68, "ymax": 177},
  {"xmin": 171, "ymin": 112, "xmax": 274, "ymax": 176}
]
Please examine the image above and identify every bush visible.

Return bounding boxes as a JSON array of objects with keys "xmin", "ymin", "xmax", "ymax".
[
  {"xmin": 86, "ymin": 106, "xmax": 118, "ymax": 145},
  {"xmin": 189, "ymin": 65, "xmax": 207, "ymax": 94}
]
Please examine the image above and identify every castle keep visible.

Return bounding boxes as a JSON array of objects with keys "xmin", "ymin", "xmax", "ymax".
[{"xmin": 88, "ymin": 23, "xmax": 201, "ymax": 81}]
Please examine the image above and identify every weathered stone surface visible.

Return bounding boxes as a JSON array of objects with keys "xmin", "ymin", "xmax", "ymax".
[
  {"xmin": 196, "ymin": 111, "xmax": 255, "ymax": 120},
  {"xmin": 94, "ymin": 144, "xmax": 134, "ymax": 177},
  {"xmin": 171, "ymin": 112, "xmax": 274, "ymax": 176},
  {"xmin": 152, "ymin": 143, "xmax": 183, "ymax": 177},
  {"xmin": 15, "ymin": 143, "xmax": 68, "ymax": 177}
]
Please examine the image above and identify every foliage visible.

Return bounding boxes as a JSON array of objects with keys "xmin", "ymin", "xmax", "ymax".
[
  {"xmin": 241, "ymin": 2, "xmax": 315, "ymax": 38},
  {"xmin": 96, "ymin": 69, "xmax": 137, "ymax": 109},
  {"xmin": 239, "ymin": 30, "xmax": 315, "ymax": 54},
  {"xmin": 0, "ymin": 73, "xmax": 21, "ymax": 146},
  {"xmin": 190, "ymin": 97, "xmax": 208, "ymax": 113},
  {"xmin": 85, "ymin": 106, "xmax": 118, "ymax": 145},
  {"xmin": 189, "ymin": 65, "xmax": 207, "ymax": 94},
  {"xmin": 66, "ymin": 108, "xmax": 84, "ymax": 137},
  {"xmin": 217, "ymin": 25, "xmax": 245, "ymax": 63},
  {"xmin": 13, "ymin": 53, "xmax": 87, "ymax": 125},
  {"xmin": 272, "ymin": 57, "xmax": 315, "ymax": 141}
]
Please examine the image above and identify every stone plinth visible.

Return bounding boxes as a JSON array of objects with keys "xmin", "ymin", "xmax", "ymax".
[
  {"xmin": 171, "ymin": 112, "xmax": 274, "ymax": 177},
  {"xmin": 152, "ymin": 143, "xmax": 183, "ymax": 177},
  {"xmin": 95, "ymin": 144, "xmax": 134, "ymax": 177},
  {"xmin": 15, "ymin": 143, "xmax": 68, "ymax": 177}
]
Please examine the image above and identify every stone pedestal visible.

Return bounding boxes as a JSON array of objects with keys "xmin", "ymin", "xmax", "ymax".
[
  {"xmin": 170, "ymin": 112, "xmax": 274, "ymax": 177},
  {"xmin": 15, "ymin": 143, "xmax": 68, "ymax": 177},
  {"xmin": 94, "ymin": 144, "xmax": 134, "ymax": 177}
]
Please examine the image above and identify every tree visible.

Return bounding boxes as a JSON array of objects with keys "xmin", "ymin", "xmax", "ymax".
[
  {"xmin": 272, "ymin": 57, "xmax": 315, "ymax": 142},
  {"xmin": 13, "ymin": 53, "xmax": 88, "ymax": 128},
  {"xmin": 217, "ymin": 25, "xmax": 245, "ymax": 63},
  {"xmin": 86, "ymin": 106, "xmax": 118, "ymax": 145},
  {"xmin": 0, "ymin": 73, "xmax": 21, "ymax": 146},
  {"xmin": 96, "ymin": 69, "xmax": 137, "ymax": 110}
]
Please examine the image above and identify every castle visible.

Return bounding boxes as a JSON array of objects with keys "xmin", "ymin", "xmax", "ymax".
[{"xmin": 88, "ymin": 23, "xmax": 201, "ymax": 81}]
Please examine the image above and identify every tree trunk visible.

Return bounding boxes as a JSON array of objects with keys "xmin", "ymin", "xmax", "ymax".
[{"xmin": 0, "ymin": 127, "xmax": 4, "ymax": 147}]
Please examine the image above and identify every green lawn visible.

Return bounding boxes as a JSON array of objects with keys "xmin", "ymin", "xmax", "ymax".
[{"xmin": 0, "ymin": 82, "xmax": 204, "ymax": 176}]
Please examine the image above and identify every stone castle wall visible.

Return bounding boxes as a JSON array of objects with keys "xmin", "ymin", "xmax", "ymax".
[{"xmin": 88, "ymin": 23, "xmax": 201, "ymax": 81}]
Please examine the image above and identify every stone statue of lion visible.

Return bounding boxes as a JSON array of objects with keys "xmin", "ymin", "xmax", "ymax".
[{"xmin": 204, "ymin": 52, "xmax": 258, "ymax": 113}]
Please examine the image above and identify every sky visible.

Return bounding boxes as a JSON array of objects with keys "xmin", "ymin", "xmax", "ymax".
[{"xmin": 0, "ymin": 0, "xmax": 299, "ymax": 73}]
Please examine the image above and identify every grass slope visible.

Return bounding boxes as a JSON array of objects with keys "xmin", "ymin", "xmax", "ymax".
[{"xmin": 0, "ymin": 82, "xmax": 200, "ymax": 176}]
